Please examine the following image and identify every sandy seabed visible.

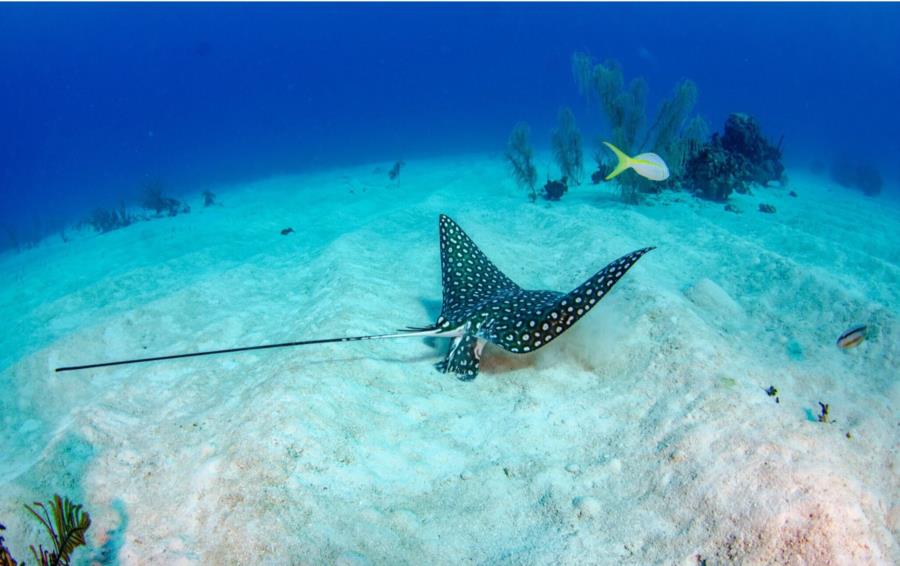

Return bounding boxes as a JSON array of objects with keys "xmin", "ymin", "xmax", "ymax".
[{"xmin": 1, "ymin": 154, "xmax": 898, "ymax": 565}]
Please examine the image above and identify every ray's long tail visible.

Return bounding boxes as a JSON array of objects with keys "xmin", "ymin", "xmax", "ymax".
[{"xmin": 54, "ymin": 327, "xmax": 443, "ymax": 372}]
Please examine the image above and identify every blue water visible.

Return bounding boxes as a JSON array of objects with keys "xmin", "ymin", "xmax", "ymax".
[
  {"xmin": 3, "ymin": 5, "xmax": 900, "ymax": 562},
  {"xmin": 1, "ymin": 2, "xmax": 898, "ymax": 246}
]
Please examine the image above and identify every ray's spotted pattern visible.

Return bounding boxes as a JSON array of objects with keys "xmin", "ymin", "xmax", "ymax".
[{"xmin": 425, "ymin": 214, "xmax": 654, "ymax": 380}]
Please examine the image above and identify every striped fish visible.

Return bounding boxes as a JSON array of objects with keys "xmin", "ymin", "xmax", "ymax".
[{"xmin": 836, "ymin": 324, "xmax": 867, "ymax": 349}]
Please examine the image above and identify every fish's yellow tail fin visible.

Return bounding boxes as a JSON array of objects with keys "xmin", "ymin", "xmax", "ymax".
[{"xmin": 603, "ymin": 141, "xmax": 633, "ymax": 180}]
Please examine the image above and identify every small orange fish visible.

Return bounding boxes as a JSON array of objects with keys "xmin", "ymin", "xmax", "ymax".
[{"xmin": 836, "ymin": 325, "xmax": 867, "ymax": 349}]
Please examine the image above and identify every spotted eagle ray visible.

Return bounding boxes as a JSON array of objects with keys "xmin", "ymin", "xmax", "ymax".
[{"xmin": 56, "ymin": 215, "xmax": 653, "ymax": 380}]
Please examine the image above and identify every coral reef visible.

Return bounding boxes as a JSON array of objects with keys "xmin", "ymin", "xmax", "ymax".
[
  {"xmin": 572, "ymin": 53, "xmax": 791, "ymax": 206},
  {"xmin": 85, "ymin": 202, "xmax": 133, "ymax": 234},
  {"xmin": 505, "ymin": 122, "xmax": 538, "ymax": 201},
  {"xmin": 543, "ymin": 177, "xmax": 568, "ymax": 201},
  {"xmin": 683, "ymin": 140, "xmax": 751, "ymax": 201},
  {"xmin": 720, "ymin": 113, "xmax": 785, "ymax": 185},
  {"xmin": 141, "ymin": 181, "xmax": 184, "ymax": 217},
  {"xmin": 572, "ymin": 52, "xmax": 705, "ymax": 202},
  {"xmin": 202, "ymin": 190, "xmax": 217, "ymax": 207},
  {"xmin": 552, "ymin": 107, "xmax": 584, "ymax": 185},
  {"xmin": 759, "ymin": 203, "xmax": 776, "ymax": 214},
  {"xmin": 830, "ymin": 159, "xmax": 882, "ymax": 196},
  {"xmin": 683, "ymin": 113, "xmax": 785, "ymax": 201}
]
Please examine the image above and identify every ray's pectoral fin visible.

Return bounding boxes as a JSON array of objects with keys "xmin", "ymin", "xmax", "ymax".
[
  {"xmin": 436, "ymin": 331, "xmax": 484, "ymax": 381},
  {"xmin": 540, "ymin": 246, "xmax": 655, "ymax": 338},
  {"xmin": 493, "ymin": 247, "xmax": 656, "ymax": 354}
]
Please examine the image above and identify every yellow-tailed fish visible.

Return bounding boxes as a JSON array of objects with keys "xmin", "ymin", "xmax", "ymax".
[
  {"xmin": 836, "ymin": 324, "xmax": 867, "ymax": 349},
  {"xmin": 603, "ymin": 141, "xmax": 670, "ymax": 181}
]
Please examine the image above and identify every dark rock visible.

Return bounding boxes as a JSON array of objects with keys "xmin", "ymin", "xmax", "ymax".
[
  {"xmin": 590, "ymin": 169, "xmax": 604, "ymax": 185},
  {"xmin": 758, "ymin": 203, "xmax": 776, "ymax": 214},
  {"xmin": 724, "ymin": 203, "xmax": 741, "ymax": 214},
  {"xmin": 789, "ymin": 190, "xmax": 797, "ymax": 197},
  {"xmin": 543, "ymin": 177, "xmax": 568, "ymax": 201},
  {"xmin": 202, "ymin": 190, "xmax": 217, "ymax": 207},
  {"xmin": 280, "ymin": 228, "xmax": 295, "ymax": 236}
]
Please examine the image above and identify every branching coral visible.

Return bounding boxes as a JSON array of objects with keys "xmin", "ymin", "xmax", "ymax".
[
  {"xmin": 505, "ymin": 122, "xmax": 538, "ymax": 202},
  {"xmin": 551, "ymin": 107, "xmax": 584, "ymax": 185}
]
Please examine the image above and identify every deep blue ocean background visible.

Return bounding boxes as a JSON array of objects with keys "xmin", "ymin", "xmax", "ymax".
[{"xmin": 2, "ymin": 2, "xmax": 898, "ymax": 249}]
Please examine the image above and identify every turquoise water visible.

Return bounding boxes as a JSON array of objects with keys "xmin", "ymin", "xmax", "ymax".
[{"xmin": 1, "ymin": 4, "xmax": 898, "ymax": 565}]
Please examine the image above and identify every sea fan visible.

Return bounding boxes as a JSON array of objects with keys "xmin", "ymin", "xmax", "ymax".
[
  {"xmin": 505, "ymin": 123, "xmax": 538, "ymax": 201},
  {"xmin": 552, "ymin": 107, "xmax": 584, "ymax": 185},
  {"xmin": 25, "ymin": 495, "xmax": 91, "ymax": 566}
]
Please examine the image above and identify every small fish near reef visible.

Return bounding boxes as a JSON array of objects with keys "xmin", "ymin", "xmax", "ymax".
[
  {"xmin": 280, "ymin": 227, "xmax": 295, "ymax": 236},
  {"xmin": 602, "ymin": 141, "xmax": 670, "ymax": 182},
  {"xmin": 836, "ymin": 324, "xmax": 867, "ymax": 350},
  {"xmin": 56, "ymin": 215, "xmax": 654, "ymax": 381}
]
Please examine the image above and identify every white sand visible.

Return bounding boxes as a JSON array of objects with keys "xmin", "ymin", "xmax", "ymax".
[{"xmin": 1, "ymin": 155, "xmax": 897, "ymax": 565}]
